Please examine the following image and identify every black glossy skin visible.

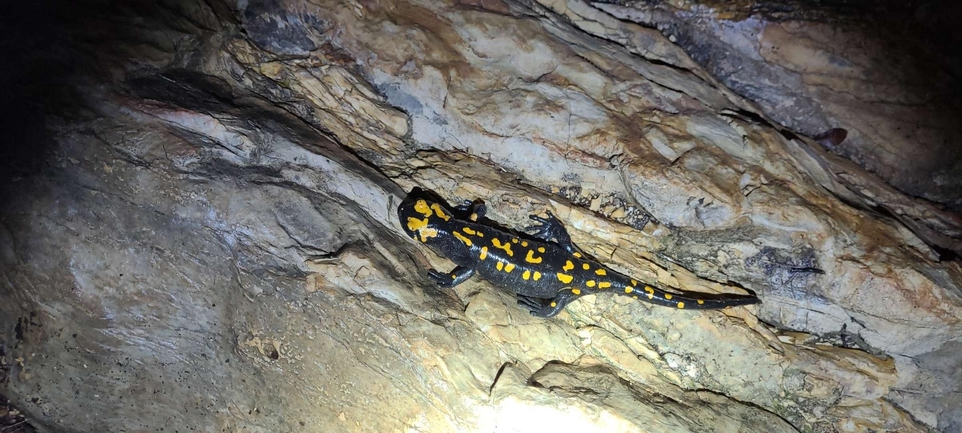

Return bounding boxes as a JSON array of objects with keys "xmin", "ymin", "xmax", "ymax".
[{"xmin": 398, "ymin": 189, "xmax": 759, "ymax": 318}]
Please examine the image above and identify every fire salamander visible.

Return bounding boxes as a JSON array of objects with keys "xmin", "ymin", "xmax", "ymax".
[{"xmin": 398, "ymin": 188, "xmax": 759, "ymax": 318}]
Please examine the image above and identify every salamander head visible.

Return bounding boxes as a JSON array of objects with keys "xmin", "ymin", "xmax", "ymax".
[{"xmin": 398, "ymin": 189, "xmax": 452, "ymax": 243}]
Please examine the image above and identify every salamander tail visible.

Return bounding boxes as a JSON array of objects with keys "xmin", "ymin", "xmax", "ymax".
[{"xmin": 622, "ymin": 280, "xmax": 759, "ymax": 310}]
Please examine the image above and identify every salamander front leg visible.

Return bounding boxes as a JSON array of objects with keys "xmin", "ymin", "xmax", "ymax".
[
  {"xmin": 428, "ymin": 266, "xmax": 476, "ymax": 288},
  {"xmin": 527, "ymin": 211, "xmax": 578, "ymax": 255},
  {"xmin": 517, "ymin": 289, "xmax": 580, "ymax": 318},
  {"xmin": 454, "ymin": 200, "xmax": 487, "ymax": 221}
]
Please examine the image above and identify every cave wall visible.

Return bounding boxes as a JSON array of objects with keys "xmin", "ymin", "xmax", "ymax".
[
  {"xmin": 1, "ymin": 0, "xmax": 960, "ymax": 432},
  {"xmin": 596, "ymin": 0, "xmax": 962, "ymax": 214}
]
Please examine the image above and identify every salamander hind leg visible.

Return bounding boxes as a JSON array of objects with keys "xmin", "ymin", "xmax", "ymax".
[
  {"xmin": 527, "ymin": 211, "xmax": 578, "ymax": 254},
  {"xmin": 428, "ymin": 266, "xmax": 476, "ymax": 288},
  {"xmin": 517, "ymin": 289, "xmax": 580, "ymax": 318}
]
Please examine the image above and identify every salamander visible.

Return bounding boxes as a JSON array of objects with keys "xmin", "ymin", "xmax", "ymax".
[{"xmin": 397, "ymin": 188, "xmax": 759, "ymax": 318}]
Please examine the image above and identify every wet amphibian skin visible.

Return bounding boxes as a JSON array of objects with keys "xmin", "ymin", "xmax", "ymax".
[{"xmin": 397, "ymin": 188, "xmax": 759, "ymax": 318}]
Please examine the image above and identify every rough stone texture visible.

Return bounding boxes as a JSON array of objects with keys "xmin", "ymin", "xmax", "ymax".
[
  {"xmin": 594, "ymin": 0, "xmax": 962, "ymax": 255},
  {"xmin": 1, "ymin": 0, "xmax": 960, "ymax": 432}
]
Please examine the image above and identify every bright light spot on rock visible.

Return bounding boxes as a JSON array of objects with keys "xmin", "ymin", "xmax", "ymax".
[{"xmin": 469, "ymin": 396, "xmax": 638, "ymax": 433}]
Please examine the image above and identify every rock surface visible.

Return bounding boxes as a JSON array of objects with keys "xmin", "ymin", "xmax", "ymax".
[
  {"xmin": 595, "ymin": 0, "xmax": 962, "ymax": 255},
  {"xmin": 0, "ymin": 0, "xmax": 959, "ymax": 432}
]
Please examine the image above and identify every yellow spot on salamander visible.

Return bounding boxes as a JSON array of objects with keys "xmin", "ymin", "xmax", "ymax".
[
  {"xmin": 573, "ymin": 252, "xmax": 582, "ymax": 258},
  {"xmin": 587, "ymin": 280, "xmax": 596, "ymax": 287},
  {"xmin": 677, "ymin": 302, "xmax": 685, "ymax": 309},
  {"xmin": 598, "ymin": 282, "xmax": 611, "ymax": 289},
  {"xmin": 430, "ymin": 203, "xmax": 450, "ymax": 220},
  {"xmin": 525, "ymin": 250, "xmax": 543, "ymax": 264},
  {"xmin": 414, "ymin": 200, "xmax": 432, "ymax": 217},
  {"xmin": 451, "ymin": 274, "xmax": 456, "ymax": 279},
  {"xmin": 533, "ymin": 272, "xmax": 542, "ymax": 281},
  {"xmin": 419, "ymin": 228, "xmax": 438, "ymax": 242},
  {"xmin": 491, "ymin": 238, "xmax": 514, "ymax": 256},
  {"xmin": 452, "ymin": 231, "xmax": 472, "ymax": 246},
  {"xmin": 406, "ymin": 217, "xmax": 438, "ymax": 242},
  {"xmin": 594, "ymin": 269, "xmax": 607, "ymax": 276},
  {"xmin": 563, "ymin": 260, "xmax": 574, "ymax": 271},
  {"xmin": 537, "ymin": 247, "xmax": 545, "ymax": 253},
  {"xmin": 625, "ymin": 287, "xmax": 633, "ymax": 294},
  {"xmin": 522, "ymin": 241, "xmax": 528, "ymax": 247},
  {"xmin": 504, "ymin": 263, "xmax": 516, "ymax": 273},
  {"xmin": 572, "ymin": 289, "xmax": 581, "ymax": 295},
  {"xmin": 523, "ymin": 270, "xmax": 531, "ymax": 280},
  {"xmin": 550, "ymin": 301, "xmax": 557, "ymax": 307},
  {"xmin": 582, "ymin": 263, "xmax": 590, "ymax": 270},
  {"xmin": 697, "ymin": 299, "xmax": 704, "ymax": 305},
  {"xmin": 511, "ymin": 238, "xmax": 519, "ymax": 244},
  {"xmin": 556, "ymin": 273, "xmax": 573, "ymax": 284},
  {"xmin": 462, "ymin": 227, "xmax": 476, "ymax": 235},
  {"xmin": 407, "ymin": 216, "xmax": 428, "ymax": 232},
  {"xmin": 469, "ymin": 213, "xmax": 478, "ymax": 221},
  {"xmin": 496, "ymin": 262, "xmax": 504, "ymax": 271},
  {"xmin": 479, "ymin": 246, "xmax": 488, "ymax": 260},
  {"xmin": 630, "ymin": 279, "xmax": 638, "ymax": 286},
  {"xmin": 633, "ymin": 295, "xmax": 638, "ymax": 299},
  {"xmin": 644, "ymin": 286, "xmax": 655, "ymax": 299},
  {"xmin": 664, "ymin": 293, "xmax": 673, "ymax": 300}
]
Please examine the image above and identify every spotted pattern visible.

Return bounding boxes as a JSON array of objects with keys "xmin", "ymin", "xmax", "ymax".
[
  {"xmin": 453, "ymin": 231, "xmax": 472, "ymax": 246},
  {"xmin": 406, "ymin": 217, "xmax": 437, "ymax": 242},
  {"xmin": 491, "ymin": 238, "xmax": 514, "ymax": 256},
  {"xmin": 413, "ymin": 200, "xmax": 432, "ymax": 217},
  {"xmin": 407, "ymin": 216, "xmax": 428, "ymax": 232},
  {"xmin": 418, "ymin": 228, "xmax": 439, "ymax": 242},
  {"xmin": 431, "ymin": 203, "xmax": 450, "ymax": 220},
  {"xmin": 399, "ymin": 194, "xmax": 759, "ymax": 317},
  {"xmin": 525, "ymin": 250, "xmax": 543, "ymax": 264}
]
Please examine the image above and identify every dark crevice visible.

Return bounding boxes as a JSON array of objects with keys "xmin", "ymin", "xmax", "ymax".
[
  {"xmin": 488, "ymin": 362, "xmax": 511, "ymax": 396},
  {"xmin": 930, "ymin": 243, "xmax": 961, "ymax": 263}
]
